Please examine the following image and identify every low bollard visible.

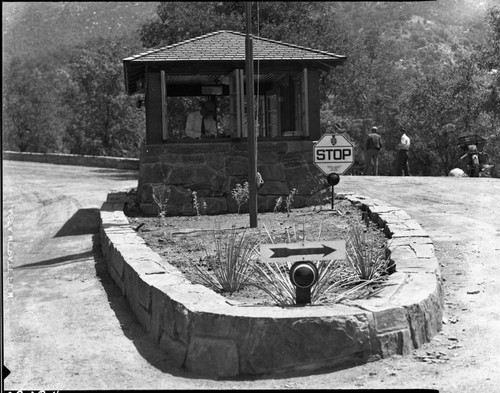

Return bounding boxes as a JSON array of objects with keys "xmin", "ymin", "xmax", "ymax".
[{"xmin": 289, "ymin": 261, "xmax": 319, "ymax": 305}]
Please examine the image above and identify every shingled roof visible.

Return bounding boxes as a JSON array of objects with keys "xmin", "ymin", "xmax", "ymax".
[{"xmin": 123, "ymin": 30, "xmax": 346, "ymax": 94}]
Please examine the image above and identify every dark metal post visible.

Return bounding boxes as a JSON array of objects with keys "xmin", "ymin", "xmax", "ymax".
[
  {"xmin": 245, "ymin": 1, "xmax": 258, "ymax": 228},
  {"xmin": 331, "ymin": 185, "xmax": 334, "ymax": 210}
]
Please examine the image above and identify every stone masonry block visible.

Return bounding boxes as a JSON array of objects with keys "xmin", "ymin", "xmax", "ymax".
[
  {"xmin": 185, "ymin": 336, "xmax": 239, "ymax": 377},
  {"xmin": 394, "ymin": 257, "xmax": 440, "ymax": 274},
  {"xmin": 149, "ymin": 284, "xmax": 169, "ymax": 343},
  {"xmin": 258, "ymin": 180, "xmax": 289, "ymax": 196},
  {"xmin": 224, "ymin": 156, "xmax": 248, "ymax": 176},
  {"xmin": 108, "ymin": 263, "xmax": 126, "ymax": 295},
  {"xmin": 376, "ymin": 329, "xmax": 413, "ymax": 357},
  {"xmin": 370, "ymin": 306, "xmax": 409, "ymax": 334},
  {"xmin": 389, "ymin": 229, "xmax": 430, "ymax": 239},
  {"xmin": 238, "ymin": 314, "xmax": 373, "ymax": 375},
  {"xmin": 108, "ymin": 244, "xmax": 126, "ymax": 277},
  {"xmin": 123, "ymin": 264, "xmax": 152, "ymax": 332},
  {"xmin": 159, "ymin": 333, "xmax": 187, "ymax": 369},
  {"xmin": 258, "ymin": 164, "xmax": 286, "ymax": 181},
  {"xmin": 162, "ymin": 295, "xmax": 191, "ymax": 345}
]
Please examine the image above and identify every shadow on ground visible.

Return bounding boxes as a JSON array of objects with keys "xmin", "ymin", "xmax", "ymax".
[
  {"xmin": 91, "ymin": 233, "xmax": 207, "ymax": 379},
  {"xmin": 14, "ymin": 250, "xmax": 94, "ymax": 270},
  {"xmin": 54, "ymin": 208, "xmax": 100, "ymax": 237}
]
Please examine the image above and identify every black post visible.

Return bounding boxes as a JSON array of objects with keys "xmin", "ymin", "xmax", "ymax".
[
  {"xmin": 245, "ymin": 1, "xmax": 258, "ymax": 228},
  {"xmin": 295, "ymin": 287, "xmax": 312, "ymax": 305},
  {"xmin": 331, "ymin": 185, "xmax": 334, "ymax": 210}
]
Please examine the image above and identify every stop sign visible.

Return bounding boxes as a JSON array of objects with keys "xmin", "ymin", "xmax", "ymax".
[{"xmin": 313, "ymin": 134, "xmax": 354, "ymax": 175}]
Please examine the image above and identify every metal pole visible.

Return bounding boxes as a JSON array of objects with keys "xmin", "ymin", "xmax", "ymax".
[
  {"xmin": 331, "ymin": 185, "xmax": 334, "ymax": 210},
  {"xmin": 246, "ymin": 1, "xmax": 258, "ymax": 228}
]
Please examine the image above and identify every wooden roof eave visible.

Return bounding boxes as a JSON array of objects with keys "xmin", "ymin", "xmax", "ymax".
[{"xmin": 123, "ymin": 57, "xmax": 346, "ymax": 95}]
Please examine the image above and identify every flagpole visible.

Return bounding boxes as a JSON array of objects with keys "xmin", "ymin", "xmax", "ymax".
[{"xmin": 246, "ymin": 1, "xmax": 258, "ymax": 228}]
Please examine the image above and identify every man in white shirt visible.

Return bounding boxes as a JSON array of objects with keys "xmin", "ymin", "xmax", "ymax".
[
  {"xmin": 185, "ymin": 101, "xmax": 218, "ymax": 138},
  {"xmin": 396, "ymin": 128, "xmax": 411, "ymax": 176}
]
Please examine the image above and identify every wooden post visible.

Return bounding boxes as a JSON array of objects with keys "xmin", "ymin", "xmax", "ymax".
[{"xmin": 246, "ymin": 1, "xmax": 258, "ymax": 228}]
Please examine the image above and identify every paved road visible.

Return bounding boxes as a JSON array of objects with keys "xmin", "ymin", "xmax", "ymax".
[{"xmin": 3, "ymin": 160, "xmax": 500, "ymax": 391}]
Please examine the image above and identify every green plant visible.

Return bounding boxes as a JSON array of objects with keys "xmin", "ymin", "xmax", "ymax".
[
  {"xmin": 192, "ymin": 191, "xmax": 207, "ymax": 218},
  {"xmin": 345, "ymin": 221, "xmax": 391, "ymax": 281},
  {"xmin": 152, "ymin": 184, "xmax": 170, "ymax": 224},
  {"xmin": 190, "ymin": 226, "xmax": 260, "ymax": 293},
  {"xmin": 251, "ymin": 219, "xmax": 391, "ymax": 306},
  {"xmin": 285, "ymin": 188, "xmax": 298, "ymax": 217},
  {"xmin": 273, "ymin": 196, "xmax": 283, "ymax": 213},
  {"xmin": 272, "ymin": 189, "xmax": 299, "ymax": 216},
  {"xmin": 231, "ymin": 182, "xmax": 249, "ymax": 214},
  {"xmin": 306, "ymin": 171, "xmax": 330, "ymax": 211}
]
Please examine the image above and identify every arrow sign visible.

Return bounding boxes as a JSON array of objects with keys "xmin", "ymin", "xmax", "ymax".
[
  {"xmin": 260, "ymin": 241, "xmax": 346, "ymax": 263},
  {"xmin": 269, "ymin": 244, "xmax": 336, "ymax": 259}
]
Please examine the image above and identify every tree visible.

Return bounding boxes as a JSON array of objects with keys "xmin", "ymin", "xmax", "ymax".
[
  {"xmin": 61, "ymin": 37, "xmax": 145, "ymax": 157},
  {"xmin": 2, "ymin": 55, "xmax": 65, "ymax": 152},
  {"xmin": 477, "ymin": 6, "xmax": 500, "ymax": 164}
]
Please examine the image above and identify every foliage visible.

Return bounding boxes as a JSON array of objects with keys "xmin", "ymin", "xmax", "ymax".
[
  {"xmin": 231, "ymin": 182, "xmax": 249, "ymax": 214},
  {"xmin": 346, "ymin": 222, "xmax": 392, "ymax": 281},
  {"xmin": 152, "ymin": 183, "xmax": 170, "ymax": 224},
  {"xmin": 273, "ymin": 197, "xmax": 283, "ymax": 214},
  {"xmin": 285, "ymin": 188, "xmax": 299, "ymax": 217},
  {"xmin": 2, "ymin": 54, "xmax": 66, "ymax": 152},
  {"xmin": 3, "ymin": 1, "xmax": 500, "ymax": 170},
  {"xmin": 190, "ymin": 226, "xmax": 260, "ymax": 293},
  {"xmin": 191, "ymin": 191, "xmax": 207, "ymax": 218},
  {"xmin": 251, "ymin": 220, "xmax": 390, "ymax": 306},
  {"xmin": 272, "ymin": 189, "xmax": 299, "ymax": 216},
  {"xmin": 61, "ymin": 37, "xmax": 145, "ymax": 157}
]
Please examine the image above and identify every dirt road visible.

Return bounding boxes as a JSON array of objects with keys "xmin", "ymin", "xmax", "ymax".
[{"xmin": 3, "ymin": 161, "xmax": 499, "ymax": 391}]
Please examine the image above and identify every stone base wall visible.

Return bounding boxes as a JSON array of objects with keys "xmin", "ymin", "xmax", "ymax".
[
  {"xmin": 137, "ymin": 140, "xmax": 324, "ymax": 215},
  {"xmin": 100, "ymin": 189, "xmax": 444, "ymax": 378}
]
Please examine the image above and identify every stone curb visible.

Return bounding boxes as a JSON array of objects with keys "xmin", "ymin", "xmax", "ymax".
[
  {"xmin": 99, "ymin": 190, "xmax": 443, "ymax": 378},
  {"xmin": 3, "ymin": 151, "xmax": 139, "ymax": 170}
]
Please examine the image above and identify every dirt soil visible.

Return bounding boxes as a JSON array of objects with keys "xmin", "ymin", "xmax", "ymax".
[
  {"xmin": 125, "ymin": 198, "xmax": 389, "ymax": 306},
  {"xmin": 3, "ymin": 161, "xmax": 499, "ymax": 392}
]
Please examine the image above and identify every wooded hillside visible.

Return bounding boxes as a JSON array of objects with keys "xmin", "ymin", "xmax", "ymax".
[{"xmin": 3, "ymin": 1, "xmax": 499, "ymax": 175}]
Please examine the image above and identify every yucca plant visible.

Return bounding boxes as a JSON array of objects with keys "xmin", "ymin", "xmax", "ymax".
[
  {"xmin": 251, "ymin": 219, "xmax": 391, "ymax": 306},
  {"xmin": 345, "ymin": 222, "xmax": 390, "ymax": 282},
  {"xmin": 250, "ymin": 222, "xmax": 347, "ymax": 306},
  {"xmin": 190, "ymin": 226, "xmax": 260, "ymax": 293}
]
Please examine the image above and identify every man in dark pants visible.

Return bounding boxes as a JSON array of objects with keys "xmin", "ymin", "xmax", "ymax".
[
  {"xmin": 364, "ymin": 126, "xmax": 383, "ymax": 175},
  {"xmin": 396, "ymin": 128, "xmax": 410, "ymax": 176}
]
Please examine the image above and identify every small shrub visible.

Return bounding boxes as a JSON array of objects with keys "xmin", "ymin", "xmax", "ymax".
[
  {"xmin": 251, "ymin": 220, "xmax": 391, "ymax": 306},
  {"xmin": 272, "ymin": 189, "xmax": 299, "ymax": 216},
  {"xmin": 192, "ymin": 191, "xmax": 207, "ymax": 218},
  {"xmin": 190, "ymin": 226, "xmax": 260, "ymax": 293},
  {"xmin": 285, "ymin": 188, "xmax": 298, "ymax": 217},
  {"xmin": 346, "ymin": 221, "xmax": 391, "ymax": 281},
  {"xmin": 152, "ymin": 184, "xmax": 170, "ymax": 225},
  {"xmin": 273, "ymin": 196, "xmax": 283, "ymax": 213},
  {"xmin": 231, "ymin": 182, "xmax": 249, "ymax": 214}
]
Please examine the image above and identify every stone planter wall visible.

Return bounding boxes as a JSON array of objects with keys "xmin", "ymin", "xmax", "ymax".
[
  {"xmin": 100, "ymin": 190, "xmax": 444, "ymax": 378},
  {"xmin": 137, "ymin": 140, "xmax": 323, "ymax": 215}
]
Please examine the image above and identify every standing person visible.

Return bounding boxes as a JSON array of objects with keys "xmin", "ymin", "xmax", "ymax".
[
  {"xmin": 185, "ymin": 100, "xmax": 218, "ymax": 138},
  {"xmin": 364, "ymin": 126, "xmax": 383, "ymax": 175},
  {"xmin": 396, "ymin": 128, "xmax": 411, "ymax": 176}
]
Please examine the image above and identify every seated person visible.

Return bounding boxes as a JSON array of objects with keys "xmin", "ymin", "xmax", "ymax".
[{"xmin": 185, "ymin": 100, "xmax": 218, "ymax": 138}]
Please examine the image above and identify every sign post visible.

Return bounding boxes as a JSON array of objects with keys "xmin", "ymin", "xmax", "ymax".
[{"xmin": 313, "ymin": 134, "xmax": 354, "ymax": 210}]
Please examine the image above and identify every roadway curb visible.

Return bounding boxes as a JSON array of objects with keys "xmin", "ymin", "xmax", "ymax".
[
  {"xmin": 99, "ymin": 190, "xmax": 443, "ymax": 378},
  {"xmin": 3, "ymin": 151, "xmax": 139, "ymax": 170}
]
